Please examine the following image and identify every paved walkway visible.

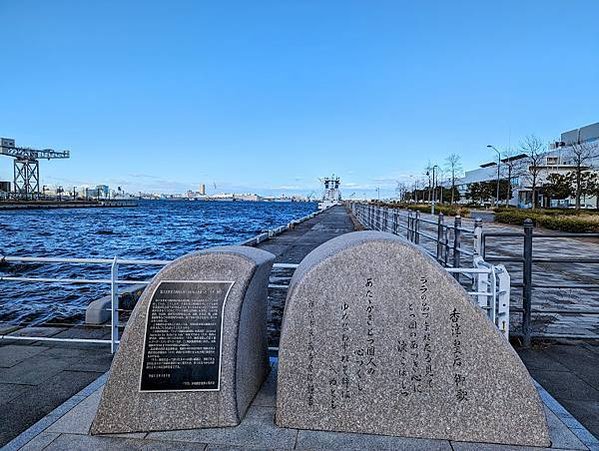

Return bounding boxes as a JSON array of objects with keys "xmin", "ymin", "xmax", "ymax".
[
  {"xmin": 0, "ymin": 327, "xmax": 112, "ymax": 446},
  {"xmin": 255, "ymin": 205, "xmax": 356, "ymax": 346},
  {"xmin": 5, "ymin": 360, "xmax": 599, "ymax": 450},
  {"xmin": 517, "ymin": 339, "xmax": 599, "ymax": 439}
]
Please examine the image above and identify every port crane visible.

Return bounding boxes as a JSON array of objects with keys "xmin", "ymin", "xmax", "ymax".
[{"xmin": 0, "ymin": 138, "xmax": 70, "ymax": 199}]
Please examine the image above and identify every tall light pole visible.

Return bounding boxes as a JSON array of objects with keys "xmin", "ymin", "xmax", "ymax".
[
  {"xmin": 428, "ymin": 164, "xmax": 439, "ymax": 214},
  {"xmin": 487, "ymin": 145, "xmax": 501, "ymax": 207}
]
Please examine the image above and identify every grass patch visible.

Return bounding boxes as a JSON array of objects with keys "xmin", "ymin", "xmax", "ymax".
[{"xmin": 494, "ymin": 209, "xmax": 599, "ymax": 232}]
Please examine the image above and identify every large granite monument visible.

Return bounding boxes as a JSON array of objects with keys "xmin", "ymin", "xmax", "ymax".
[
  {"xmin": 276, "ymin": 231, "xmax": 550, "ymax": 447},
  {"xmin": 91, "ymin": 246, "xmax": 275, "ymax": 434}
]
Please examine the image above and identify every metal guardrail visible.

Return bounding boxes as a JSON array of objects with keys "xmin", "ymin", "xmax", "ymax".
[
  {"xmin": 0, "ymin": 257, "xmax": 300, "ymax": 353},
  {"xmin": 350, "ymin": 203, "xmax": 480, "ymax": 268},
  {"xmin": 482, "ymin": 219, "xmax": 599, "ymax": 345},
  {"xmin": 351, "ymin": 202, "xmax": 599, "ymax": 344},
  {"xmin": 349, "ymin": 203, "xmax": 510, "ymax": 338},
  {"xmin": 0, "ymin": 256, "xmax": 168, "ymax": 353},
  {"xmin": 0, "ymin": 210, "xmax": 325, "ymax": 352}
]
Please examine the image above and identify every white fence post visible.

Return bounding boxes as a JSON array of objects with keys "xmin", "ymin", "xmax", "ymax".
[
  {"xmin": 473, "ymin": 217, "xmax": 483, "ymax": 256},
  {"xmin": 495, "ymin": 265, "xmax": 511, "ymax": 339},
  {"xmin": 110, "ymin": 256, "xmax": 120, "ymax": 354}
]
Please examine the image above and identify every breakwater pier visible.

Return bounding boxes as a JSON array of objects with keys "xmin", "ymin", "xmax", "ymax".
[{"xmin": 1, "ymin": 205, "xmax": 598, "ymax": 449}]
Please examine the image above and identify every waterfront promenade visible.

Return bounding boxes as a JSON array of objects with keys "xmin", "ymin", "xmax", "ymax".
[
  {"xmin": 1, "ymin": 205, "xmax": 598, "ymax": 449},
  {"xmin": 0, "ymin": 205, "xmax": 355, "ymax": 447}
]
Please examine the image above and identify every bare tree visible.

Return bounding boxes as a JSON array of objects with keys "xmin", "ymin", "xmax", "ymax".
[
  {"xmin": 519, "ymin": 135, "xmax": 546, "ymax": 209},
  {"xmin": 445, "ymin": 153, "xmax": 462, "ymax": 205},
  {"xmin": 395, "ymin": 181, "xmax": 409, "ymax": 201},
  {"xmin": 567, "ymin": 140, "xmax": 599, "ymax": 211}
]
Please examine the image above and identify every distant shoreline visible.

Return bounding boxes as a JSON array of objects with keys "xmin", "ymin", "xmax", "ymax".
[{"xmin": 0, "ymin": 199, "xmax": 138, "ymax": 210}]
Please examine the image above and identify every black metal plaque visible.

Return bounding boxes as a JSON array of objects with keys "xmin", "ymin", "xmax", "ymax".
[{"xmin": 140, "ymin": 280, "xmax": 233, "ymax": 392}]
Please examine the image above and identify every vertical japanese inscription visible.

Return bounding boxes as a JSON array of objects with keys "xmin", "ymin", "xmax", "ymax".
[
  {"xmin": 140, "ymin": 280, "xmax": 233, "ymax": 392},
  {"xmin": 397, "ymin": 276, "xmax": 435, "ymax": 397},
  {"xmin": 354, "ymin": 278, "xmax": 377, "ymax": 392},
  {"xmin": 450, "ymin": 308, "xmax": 468, "ymax": 402}
]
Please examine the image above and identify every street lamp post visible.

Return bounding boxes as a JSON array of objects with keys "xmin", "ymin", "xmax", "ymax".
[
  {"xmin": 428, "ymin": 165, "xmax": 439, "ymax": 214},
  {"xmin": 487, "ymin": 145, "xmax": 501, "ymax": 207}
]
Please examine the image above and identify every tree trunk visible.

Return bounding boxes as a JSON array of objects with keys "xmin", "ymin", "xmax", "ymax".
[{"xmin": 575, "ymin": 170, "xmax": 581, "ymax": 211}]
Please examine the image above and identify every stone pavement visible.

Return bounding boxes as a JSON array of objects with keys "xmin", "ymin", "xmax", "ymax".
[
  {"xmin": 0, "ymin": 327, "xmax": 113, "ymax": 447},
  {"xmin": 517, "ymin": 339, "xmax": 599, "ymax": 439},
  {"xmin": 255, "ymin": 205, "xmax": 356, "ymax": 264},
  {"xmin": 5, "ymin": 360, "xmax": 599, "ymax": 451},
  {"xmin": 255, "ymin": 205, "xmax": 356, "ymax": 347}
]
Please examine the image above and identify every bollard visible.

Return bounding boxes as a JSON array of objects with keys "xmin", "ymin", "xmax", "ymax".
[
  {"xmin": 414, "ymin": 211, "xmax": 420, "ymax": 245},
  {"xmin": 522, "ymin": 219, "xmax": 533, "ymax": 347},
  {"xmin": 110, "ymin": 257, "xmax": 120, "ymax": 354}
]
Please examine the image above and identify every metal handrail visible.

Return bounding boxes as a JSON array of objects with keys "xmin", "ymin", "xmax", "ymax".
[
  {"xmin": 0, "ymin": 208, "xmax": 322, "ymax": 351},
  {"xmin": 0, "ymin": 256, "xmax": 169, "ymax": 352},
  {"xmin": 1, "ymin": 256, "xmax": 170, "ymax": 265}
]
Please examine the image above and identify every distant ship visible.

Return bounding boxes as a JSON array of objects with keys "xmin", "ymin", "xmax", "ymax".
[{"xmin": 318, "ymin": 175, "xmax": 341, "ymax": 210}]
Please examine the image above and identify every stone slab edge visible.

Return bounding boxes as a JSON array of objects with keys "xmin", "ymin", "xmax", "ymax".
[
  {"xmin": 238, "ymin": 206, "xmax": 325, "ymax": 247},
  {"xmin": 6, "ymin": 370, "xmax": 597, "ymax": 451},
  {"xmin": 534, "ymin": 381, "xmax": 599, "ymax": 449}
]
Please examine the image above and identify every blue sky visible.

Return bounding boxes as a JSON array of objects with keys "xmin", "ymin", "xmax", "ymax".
[{"xmin": 1, "ymin": 1, "xmax": 598, "ymax": 197}]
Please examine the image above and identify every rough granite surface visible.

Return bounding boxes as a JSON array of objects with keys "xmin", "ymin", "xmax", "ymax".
[
  {"xmin": 276, "ymin": 231, "xmax": 550, "ymax": 447},
  {"xmin": 91, "ymin": 246, "xmax": 275, "ymax": 434}
]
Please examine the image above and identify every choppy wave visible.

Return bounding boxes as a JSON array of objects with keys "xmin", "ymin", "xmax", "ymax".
[{"xmin": 0, "ymin": 200, "xmax": 316, "ymax": 325}]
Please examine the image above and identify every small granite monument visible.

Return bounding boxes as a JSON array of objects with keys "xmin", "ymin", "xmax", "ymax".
[
  {"xmin": 91, "ymin": 245, "xmax": 275, "ymax": 434},
  {"xmin": 276, "ymin": 231, "xmax": 549, "ymax": 447}
]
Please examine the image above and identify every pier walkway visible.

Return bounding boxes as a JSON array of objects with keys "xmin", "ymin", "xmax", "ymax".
[
  {"xmin": 0, "ymin": 205, "xmax": 355, "ymax": 447},
  {"xmin": 2, "ymin": 205, "xmax": 599, "ymax": 449}
]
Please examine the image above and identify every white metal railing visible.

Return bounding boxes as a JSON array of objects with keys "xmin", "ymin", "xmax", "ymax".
[
  {"xmin": 0, "ymin": 257, "xmax": 306, "ymax": 354},
  {"xmin": 0, "ymin": 205, "xmax": 510, "ymax": 351},
  {"xmin": 1, "ymin": 256, "xmax": 509, "ymax": 356},
  {"xmin": 458, "ymin": 257, "xmax": 510, "ymax": 338},
  {"xmin": 0, "ymin": 256, "xmax": 169, "ymax": 352},
  {"xmin": 0, "ymin": 209, "xmax": 325, "ymax": 352},
  {"xmin": 268, "ymin": 262, "xmax": 510, "ymax": 338}
]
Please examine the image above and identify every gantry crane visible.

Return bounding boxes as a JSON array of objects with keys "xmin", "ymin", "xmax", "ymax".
[{"xmin": 0, "ymin": 138, "xmax": 70, "ymax": 199}]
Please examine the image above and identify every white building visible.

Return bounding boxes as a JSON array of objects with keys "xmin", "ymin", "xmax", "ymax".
[{"xmin": 451, "ymin": 122, "xmax": 599, "ymax": 208}]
